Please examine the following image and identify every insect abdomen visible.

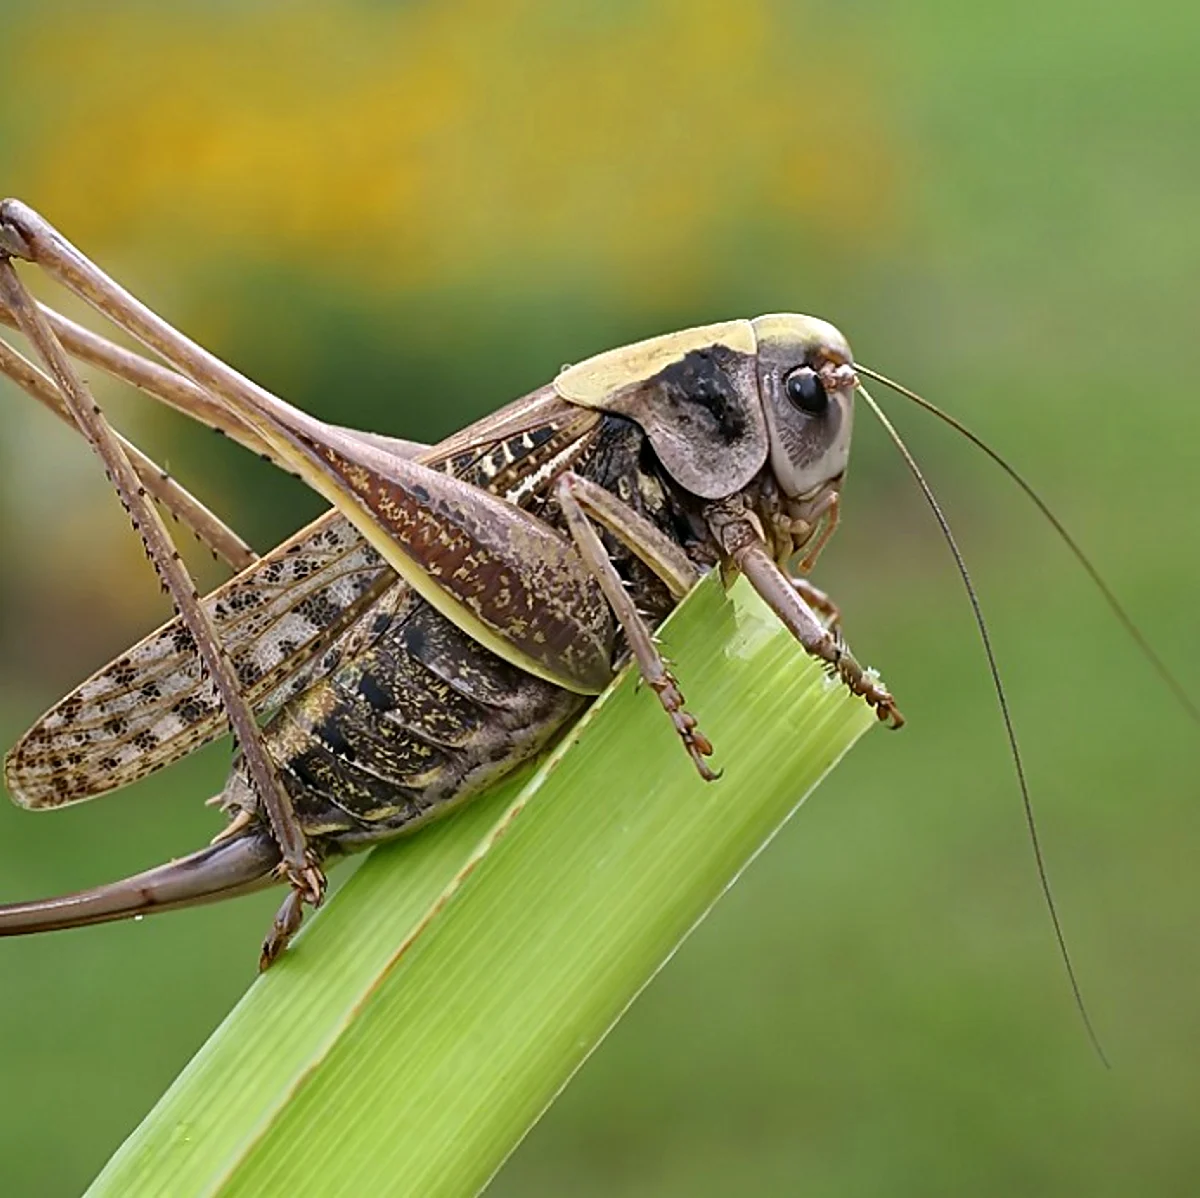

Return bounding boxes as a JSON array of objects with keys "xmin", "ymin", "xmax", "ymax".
[{"xmin": 227, "ymin": 591, "xmax": 583, "ymax": 848}]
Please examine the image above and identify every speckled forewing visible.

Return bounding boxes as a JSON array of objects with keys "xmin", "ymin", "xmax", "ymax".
[{"xmin": 4, "ymin": 511, "xmax": 396, "ymax": 809}]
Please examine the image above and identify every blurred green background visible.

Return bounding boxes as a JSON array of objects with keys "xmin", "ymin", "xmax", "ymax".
[{"xmin": 1, "ymin": 1, "xmax": 1197, "ymax": 1194}]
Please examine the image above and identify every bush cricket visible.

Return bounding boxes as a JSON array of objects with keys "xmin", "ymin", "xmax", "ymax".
[{"xmin": 0, "ymin": 201, "xmax": 1191, "ymax": 1055}]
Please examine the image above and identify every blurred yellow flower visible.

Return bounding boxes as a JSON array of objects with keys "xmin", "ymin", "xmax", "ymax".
[{"xmin": 8, "ymin": 0, "xmax": 896, "ymax": 297}]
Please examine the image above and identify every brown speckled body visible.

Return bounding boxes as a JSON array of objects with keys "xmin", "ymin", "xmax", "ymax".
[
  {"xmin": 220, "ymin": 405, "xmax": 701, "ymax": 859},
  {"xmin": 228, "ymin": 594, "xmax": 585, "ymax": 849}
]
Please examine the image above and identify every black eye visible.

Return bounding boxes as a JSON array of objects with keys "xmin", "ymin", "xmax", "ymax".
[{"xmin": 784, "ymin": 367, "xmax": 828, "ymax": 415}]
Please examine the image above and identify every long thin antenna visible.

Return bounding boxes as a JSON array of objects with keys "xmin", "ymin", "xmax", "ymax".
[
  {"xmin": 856, "ymin": 381, "xmax": 1109, "ymax": 1068},
  {"xmin": 857, "ymin": 364, "xmax": 1199, "ymax": 726}
]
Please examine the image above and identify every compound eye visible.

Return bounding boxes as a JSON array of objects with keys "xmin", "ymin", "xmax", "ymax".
[{"xmin": 784, "ymin": 366, "xmax": 829, "ymax": 415}]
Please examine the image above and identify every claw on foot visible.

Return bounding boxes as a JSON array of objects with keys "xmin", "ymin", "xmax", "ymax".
[
  {"xmin": 259, "ymin": 888, "xmax": 305, "ymax": 971},
  {"xmin": 831, "ymin": 653, "xmax": 904, "ymax": 731},
  {"xmin": 859, "ymin": 682, "xmax": 904, "ymax": 729},
  {"xmin": 651, "ymin": 673, "xmax": 718, "ymax": 782},
  {"xmin": 258, "ymin": 855, "xmax": 326, "ymax": 969}
]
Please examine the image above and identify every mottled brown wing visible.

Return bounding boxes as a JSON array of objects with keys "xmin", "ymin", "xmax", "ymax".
[{"xmin": 5, "ymin": 512, "xmax": 400, "ymax": 808}]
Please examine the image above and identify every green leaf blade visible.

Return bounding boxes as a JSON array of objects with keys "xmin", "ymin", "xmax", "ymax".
[{"xmin": 88, "ymin": 575, "xmax": 877, "ymax": 1197}]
